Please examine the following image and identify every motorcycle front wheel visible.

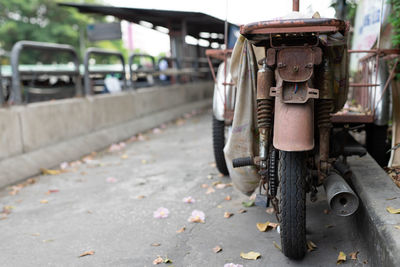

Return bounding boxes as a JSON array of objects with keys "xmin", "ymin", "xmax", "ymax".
[
  {"xmin": 278, "ymin": 151, "xmax": 306, "ymax": 259},
  {"xmin": 212, "ymin": 115, "xmax": 229, "ymax": 175}
]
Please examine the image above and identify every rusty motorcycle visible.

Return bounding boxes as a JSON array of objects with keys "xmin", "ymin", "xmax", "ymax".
[{"xmin": 231, "ymin": 6, "xmax": 363, "ymax": 260}]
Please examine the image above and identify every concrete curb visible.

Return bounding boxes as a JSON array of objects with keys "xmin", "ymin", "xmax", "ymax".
[
  {"xmin": 0, "ymin": 99, "xmax": 212, "ymax": 189},
  {"xmin": 349, "ymin": 154, "xmax": 400, "ymax": 267}
]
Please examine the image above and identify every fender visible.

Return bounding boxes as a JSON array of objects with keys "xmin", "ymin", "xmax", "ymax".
[
  {"xmin": 273, "ymin": 98, "xmax": 314, "ymax": 152},
  {"xmin": 213, "ymin": 61, "xmax": 235, "ymax": 121}
]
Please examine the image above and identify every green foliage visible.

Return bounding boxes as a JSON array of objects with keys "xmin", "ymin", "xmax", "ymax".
[
  {"xmin": 389, "ymin": 0, "xmax": 400, "ymax": 80},
  {"xmin": 389, "ymin": 0, "xmax": 400, "ymax": 47},
  {"xmin": 0, "ymin": 0, "xmax": 128, "ymax": 63}
]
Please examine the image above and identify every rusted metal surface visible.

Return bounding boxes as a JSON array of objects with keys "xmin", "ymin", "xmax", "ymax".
[
  {"xmin": 293, "ymin": 0, "xmax": 299, "ymax": 11},
  {"xmin": 240, "ymin": 18, "xmax": 347, "ymax": 36},
  {"xmin": 266, "ymin": 49, "xmax": 276, "ymax": 67},
  {"xmin": 350, "ymin": 83, "xmax": 380, "ymax": 87},
  {"xmin": 205, "ymin": 49, "xmax": 232, "ymax": 61},
  {"xmin": 276, "ymin": 47, "xmax": 320, "ymax": 82},
  {"xmin": 257, "ymin": 67, "xmax": 274, "ymax": 100},
  {"xmin": 331, "ymin": 49, "xmax": 399, "ymax": 124},
  {"xmin": 331, "ymin": 114, "xmax": 374, "ymax": 123},
  {"xmin": 317, "ymin": 99, "xmax": 333, "ymax": 173},
  {"xmin": 273, "ymin": 98, "xmax": 314, "ymax": 151}
]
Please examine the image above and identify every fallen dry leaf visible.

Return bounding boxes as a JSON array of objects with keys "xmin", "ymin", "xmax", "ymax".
[
  {"xmin": 42, "ymin": 239, "xmax": 54, "ymax": 243},
  {"xmin": 395, "ymin": 225, "xmax": 400, "ymax": 230},
  {"xmin": 273, "ymin": 241, "xmax": 281, "ymax": 251},
  {"xmin": 256, "ymin": 221, "xmax": 279, "ymax": 232},
  {"xmin": 2, "ymin": 206, "xmax": 14, "ymax": 215},
  {"xmin": 40, "ymin": 199, "xmax": 48, "ymax": 204},
  {"xmin": 207, "ymin": 174, "xmax": 213, "ymax": 179},
  {"xmin": 213, "ymin": 245, "xmax": 222, "ymax": 253},
  {"xmin": 337, "ymin": 251, "xmax": 346, "ymax": 264},
  {"xmin": 257, "ymin": 221, "xmax": 272, "ymax": 232},
  {"xmin": 206, "ymin": 187, "xmax": 215, "ymax": 194},
  {"xmin": 307, "ymin": 240, "xmax": 317, "ymax": 252},
  {"xmin": 121, "ymin": 154, "xmax": 129, "ymax": 159},
  {"xmin": 8, "ymin": 178, "xmax": 36, "ymax": 195},
  {"xmin": 141, "ymin": 159, "xmax": 148, "ymax": 164},
  {"xmin": 212, "ymin": 181, "xmax": 221, "ymax": 186},
  {"xmin": 242, "ymin": 200, "xmax": 255, "ymax": 207},
  {"xmin": 216, "ymin": 184, "xmax": 227, "ymax": 189},
  {"xmin": 387, "ymin": 206, "xmax": 400, "ymax": 214},
  {"xmin": 201, "ymin": 184, "xmax": 209, "ymax": 188},
  {"xmin": 153, "ymin": 256, "xmax": 163, "ymax": 265},
  {"xmin": 240, "ymin": 251, "xmax": 261, "ymax": 260},
  {"xmin": 238, "ymin": 209, "xmax": 247, "ymax": 214},
  {"xmin": 324, "ymin": 209, "xmax": 330, "ymax": 214},
  {"xmin": 40, "ymin": 168, "xmax": 62, "ymax": 175},
  {"xmin": 137, "ymin": 195, "xmax": 146, "ymax": 199},
  {"xmin": 349, "ymin": 251, "xmax": 359, "ymax": 260},
  {"xmin": 31, "ymin": 233, "xmax": 40, "ymax": 237},
  {"xmin": 209, "ymin": 162, "xmax": 217, "ymax": 168},
  {"xmin": 175, "ymin": 118, "xmax": 185, "ymax": 126},
  {"xmin": 164, "ymin": 257, "xmax": 172, "ymax": 264},
  {"xmin": 325, "ymin": 224, "xmax": 334, "ymax": 228},
  {"xmin": 217, "ymin": 205, "xmax": 223, "ymax": 209},
  {"xmin": 176, "ymin": 227, "xmax": 186, "ymax": 233},
  {"xmin": 266, "ymin": 207, "xmax": 275, "ymax": 214},
  {"xmin": 224, "ymin": 212, "xmax": 233, "ymax": 218},
  {"xmin": 225, "ymin": 195, "xmax": 231, "ymax": 201},
  {"xmin": 151, "ymin": 243, "xmax": 161, "ymax": 247},
  {"xmin": 386, "ymin": 197, "xmax": 398, "ymax": 200},
  {"xmin": 79, "ymin": 250, "xmax": 95, "ymax": 257}
]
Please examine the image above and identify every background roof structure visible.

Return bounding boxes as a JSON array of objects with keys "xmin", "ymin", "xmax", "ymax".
[{"xmin": 59, "ymin": 2, "xmax": 234, "ymax": 43}]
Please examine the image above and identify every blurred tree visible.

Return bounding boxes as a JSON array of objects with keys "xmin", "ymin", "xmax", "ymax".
[
  {"xmin": 0, "ymin": 0, "xmax": 127, "ymax": 63},
  {"xmin": 390, "ymin": 0, "xmax": 400, "ymax": 47},
  {"xmin": 330, "ymin": 0, "xmax": 357, "ymax": 24}
]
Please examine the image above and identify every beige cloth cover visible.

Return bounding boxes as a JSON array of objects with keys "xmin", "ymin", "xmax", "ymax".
[{"xmin": 223, "ymin": 35, "xmax": 262, "ymax": 195}]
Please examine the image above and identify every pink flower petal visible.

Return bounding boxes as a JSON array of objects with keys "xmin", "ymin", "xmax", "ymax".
[
  {"xmin": 224, "ymin": 264, "xmax": 243, "ymax": 267},
  {"xmin": 182, "ymin": 196, "xmax": 195, "ymax": 203},
  {"xmin": 153, "ymin": 207, "xmax": 169, "ymax": 219},
  {"xmin": 152, "ymin": 128, "xmax": 162, "ymax": 134},
  {"xmin": 60, "ymin": 162, "xmax": 69, "ymax": 170},
  {"xmin": 188, "ymin": 210, "xmax": 205, "ymax": 223},
  {"xmin": 106, "ymin": 177, "xmax": 118, "ymax": 183}
]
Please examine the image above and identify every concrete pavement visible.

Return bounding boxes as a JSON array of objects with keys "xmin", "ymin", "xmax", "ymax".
[{"xmin": 0, "ymin": 110, "xmax": 369, "ymax": 266}]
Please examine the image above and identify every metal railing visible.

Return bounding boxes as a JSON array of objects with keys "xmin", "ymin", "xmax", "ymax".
[
  {"xmin": 10, "ymin": 41, "xmax": 81, "ymax": 104},
  {"xmin": 128, "ymin": 54, "xmax": 156, "ymax": 89},
  {"xmin": 84, "ymin": 48, "xmax": 126, "ymax": 95}
]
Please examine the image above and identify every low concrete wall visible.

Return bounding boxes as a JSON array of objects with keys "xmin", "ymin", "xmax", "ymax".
[
  {"xmin": 0, "ymin": 81, "xmax": 213, "ymax": 188},
  {"xmin": 349, "ymin": 154, "xmax": 400, "ymax": 267}
]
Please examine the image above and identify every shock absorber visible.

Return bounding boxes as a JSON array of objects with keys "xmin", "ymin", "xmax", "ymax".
[
  {"xmin": 257, "ymin": 62, "xmax": 274, "ymax": 166},
  {"xmin": 257, "ymin": 99, "xmax": 273, "ymax": 129},
  {"xmin": 317, "ymin": 99, "xmax": 334, "ymax": 173}
]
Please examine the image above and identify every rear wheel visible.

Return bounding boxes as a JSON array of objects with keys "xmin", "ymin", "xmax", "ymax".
[
  {"xmin": 278, "ymin": 151, "xmax": 306, "ymax": 259},
  {"xmin": 212, "ymin": 116, "xmax": 229, "ymax": 175}
]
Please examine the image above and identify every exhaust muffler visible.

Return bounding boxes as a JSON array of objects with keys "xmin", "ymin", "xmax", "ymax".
[{"xmin": 323, "ymin": 172, "xmax": 359, "ymax": 216}]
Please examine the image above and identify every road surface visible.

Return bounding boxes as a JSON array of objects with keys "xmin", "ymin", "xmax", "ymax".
[{"xmin": 0, "ymin": 109, "xmax": 369, "ymax": 266}]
